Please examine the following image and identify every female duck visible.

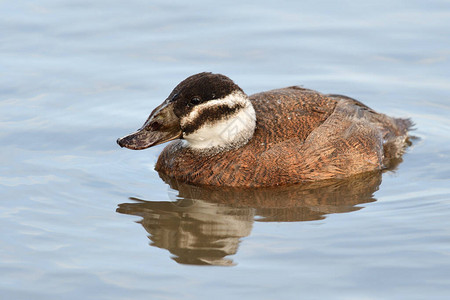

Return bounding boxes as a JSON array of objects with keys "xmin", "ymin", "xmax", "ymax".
[{"xmin": 117, "ymin": 72, "xmax": 412, "ymax": 187}]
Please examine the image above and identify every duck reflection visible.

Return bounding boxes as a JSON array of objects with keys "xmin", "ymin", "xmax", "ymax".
[{"xmin": 117, "ymin": 171, "xmax": 383, "ymax": 266}]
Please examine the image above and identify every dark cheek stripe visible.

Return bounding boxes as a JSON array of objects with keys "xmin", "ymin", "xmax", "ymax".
[{"xmin": 183, "ymin": 103, "xmax": 245, "ymax": 135}]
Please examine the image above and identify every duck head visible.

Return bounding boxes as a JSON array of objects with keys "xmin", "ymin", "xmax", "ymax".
[{"xmin": 117, "ymin": 72, "xmax": 256, "ymax": 151}]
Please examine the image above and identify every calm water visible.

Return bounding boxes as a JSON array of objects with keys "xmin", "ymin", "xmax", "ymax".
[{"xmin": 1, "ymin": 0, "xmax": 450, "ymax": 299}]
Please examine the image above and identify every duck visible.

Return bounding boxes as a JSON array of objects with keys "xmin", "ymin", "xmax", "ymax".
[{"xmin": 117, "ymin": 72, "xmax": 412, "ymax": 188}]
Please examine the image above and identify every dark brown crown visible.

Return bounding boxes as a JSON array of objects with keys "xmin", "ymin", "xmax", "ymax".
[{"xmin": 168, "ymin": 72, "xmax": 244, "ymax": 118}]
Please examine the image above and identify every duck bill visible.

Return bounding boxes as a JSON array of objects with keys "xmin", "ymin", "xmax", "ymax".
[{"xmin": 117, "ymin": 101, "xmax": 182, "ymax": 150}]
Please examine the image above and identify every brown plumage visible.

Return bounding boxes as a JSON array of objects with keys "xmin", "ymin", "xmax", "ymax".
[
  {"xmin": 117, "ymin": 73, "xmax": 412, "ymax": 188},
  {"xmin": 155, "ymin": 87, "xmax": 411, "ymax": 187}
]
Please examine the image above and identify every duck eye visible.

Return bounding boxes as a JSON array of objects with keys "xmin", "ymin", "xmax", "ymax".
[
  {"xmin": 190, "ymin": 97, "xmax": 201, "ymax": 106},
  {"xmin": 170, "ymin": 93, "xmax": 179, "ymax": 102}
]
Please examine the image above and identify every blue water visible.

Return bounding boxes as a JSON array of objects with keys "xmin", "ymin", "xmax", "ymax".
[{"xmin": 1, "ymin": 0, "xmax": 450, "ymax": 299}]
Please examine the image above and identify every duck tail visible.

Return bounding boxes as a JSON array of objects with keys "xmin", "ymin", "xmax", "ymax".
[
  {"xmin": 382, "ymin": 117, "xmax": 414, "ymax": 168},
  {"xmin": 394, "ymin": 117, "xmax": 414, "ymax": 135}
]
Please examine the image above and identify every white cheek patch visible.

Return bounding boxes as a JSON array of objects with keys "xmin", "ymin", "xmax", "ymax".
[
  {"xmin": 180, "ymin": 91, "xmax": 249, "ymax": 128},
  {"xmin": 182, "ymin": 93, "xmax": 256, "ymax": 150}
]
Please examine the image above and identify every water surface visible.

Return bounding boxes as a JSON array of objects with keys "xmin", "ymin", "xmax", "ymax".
[{"xmin": 1, "ymin": 0, "xmax": 450, "ymax": 299}]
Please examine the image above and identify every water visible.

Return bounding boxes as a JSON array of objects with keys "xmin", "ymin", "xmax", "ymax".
[{"xmin": 1, "ymin": 0, "xmax": 450, "ymax": 299}]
